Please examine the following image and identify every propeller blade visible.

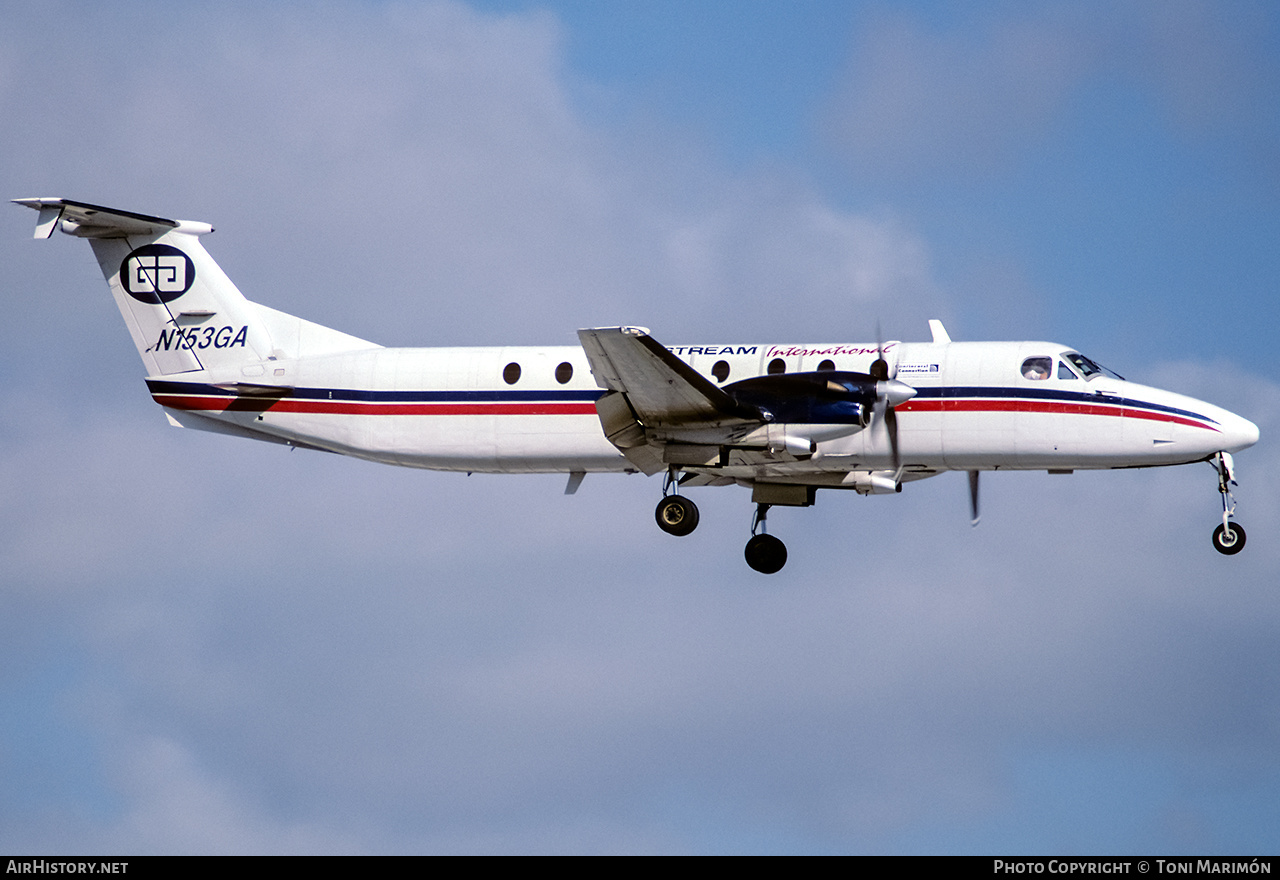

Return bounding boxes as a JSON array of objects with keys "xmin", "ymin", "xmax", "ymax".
[
  {"xmin": 886, "ymin": 406, "xmax": 900, "ymax": 475},
  {"xmin": 968, "ymin": 470, "xmax": 980, "ymax": 526},
  {"xmin": 871, "ymin": 320, "xmax": 889, "ymax": 381},
  {"xmin": 870, "ymin": 323, "xmax": 912, "ymax": 478},
  {"xmin": 879, "ymin": 378, "xmax": 915, "ymax": 479}
]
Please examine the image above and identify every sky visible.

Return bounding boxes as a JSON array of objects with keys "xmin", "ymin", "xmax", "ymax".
[{"xmin": 1, "ymin": 0, "xmax": 1278, "ymax": 855}]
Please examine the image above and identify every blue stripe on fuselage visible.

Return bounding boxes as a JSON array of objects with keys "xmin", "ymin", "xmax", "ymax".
[{"xmin": 910, "ymin": 386, "xmax": 1217, "ymax": 426}]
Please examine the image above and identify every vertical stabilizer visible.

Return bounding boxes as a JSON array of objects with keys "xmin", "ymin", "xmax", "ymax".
[{"xmin": 14, "ymin": 198, "xmax": 377, "ymax": 376}]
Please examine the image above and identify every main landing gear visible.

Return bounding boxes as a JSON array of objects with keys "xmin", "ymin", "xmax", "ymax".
[
  {"xmin": 744, "ymin": 503, "xmax": 787, "ymax": 574},
  {"xmin": 1210, "ymin": 452, "xmax": 1246, "ymax": 556},
  {"xmin": 655, "ymin": 469, "xmax": 699, "ymax": 537},
  {"xmin": 653, "ymin": 470, "xmax": 788, "ymax": 573}
]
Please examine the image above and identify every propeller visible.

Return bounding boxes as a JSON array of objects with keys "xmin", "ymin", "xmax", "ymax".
[
  {"xmin": 968, "ymin": 470, "xmax": 980, "ymax": 526},
  {"xmin": 870, "ymin": 323, "xmax": 915, "ymax": 477}
]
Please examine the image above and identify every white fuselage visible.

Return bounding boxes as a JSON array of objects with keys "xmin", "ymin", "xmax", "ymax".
[{"xmin": 148, "ymin": 339, "xmax": 1260, "ymax": 481}]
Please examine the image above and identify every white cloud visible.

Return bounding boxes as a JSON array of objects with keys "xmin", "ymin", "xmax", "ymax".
[
  {"xmin": 93, "ymin": 737, "xmax": 365, "ymax": 855},
  {"xmin": 4, "ymin": 0, "xmax": 945, "ymax": 349}
]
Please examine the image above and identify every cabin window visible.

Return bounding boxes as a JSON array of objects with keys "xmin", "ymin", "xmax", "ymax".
[
  {"xmin": 817, "ymin": 359, "xmax": 836, "ymax": 372},
  {"xmin": 555, "ymin": 362, "xmax": 573, "ymax": 384},
  {"xmin": 1021, "ymin": 357, "xmax": 1052, "ymax": 381},
  {"xmin": 768, "ymin": 358, "xmax": 786, "ymax": 375},
  {"xmin": 503, "ymin": 362, "xmax": 521, "ymax": 384},
  {"xmin": 1058, "ymin": 361, "xmax": 1078, "ymax": 380},
  {"xmin": 712, "ymin": 360, "xmax": 730, "ymax": 383}
]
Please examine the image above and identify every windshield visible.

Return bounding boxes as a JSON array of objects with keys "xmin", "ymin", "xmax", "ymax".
[{"xmin": 1064, "ymin": 352, "xmax": 1124, "ymax": 381}]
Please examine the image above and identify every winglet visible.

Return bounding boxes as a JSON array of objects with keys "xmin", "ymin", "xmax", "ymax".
[{"xmin": 928, "ymin": 319, "xmax": 952, "ymax": 344}]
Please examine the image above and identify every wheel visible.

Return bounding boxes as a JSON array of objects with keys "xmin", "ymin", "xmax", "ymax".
[
  {"xmin": 655, "ymin": 495, "xmax": 699, "ymax": 536},
  {"xmin": 1212, "ymin": 522, "xmax": 1246, "ymax": 555},
  {"xmin": 744, "ymin": 533, "xmax": 787, "ymax": 574}
]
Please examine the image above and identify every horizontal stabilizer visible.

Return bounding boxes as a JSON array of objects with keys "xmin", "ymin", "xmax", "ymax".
[{"xmin": 12, "ymin": 198, "xmax": 206, "ymax": 239}]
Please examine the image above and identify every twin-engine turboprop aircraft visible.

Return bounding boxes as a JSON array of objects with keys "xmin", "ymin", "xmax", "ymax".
[{"xmin": 16, "ymin": 198, "xmax": 1260, "ymax": 572}]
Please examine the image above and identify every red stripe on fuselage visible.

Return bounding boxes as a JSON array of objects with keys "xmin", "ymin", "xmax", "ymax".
[
  {"xmin": 153, "ymin": 392, "xmax": 1219, "ymax": 432},
  {"xmin": 152, "ymin": 395, "xmax": 598, "ymax": 416},
  {"xmin": 897, "ymin": 398, "xmax": 1218, "ymax": 431}
]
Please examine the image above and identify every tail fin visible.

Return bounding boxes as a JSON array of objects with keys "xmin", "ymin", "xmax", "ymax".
[{"xmin": 14, "ymin": 198, "xmax": 377, "ymax": 375}]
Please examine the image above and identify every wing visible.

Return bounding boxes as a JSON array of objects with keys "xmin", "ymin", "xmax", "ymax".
[
  {"xmin": 578, "ymin": 327, "xmax": 766, "ymax": 474},
  {"xmin": 577, "ymin": 327, "xmax": 897, "ymax": 479},
  {"xmin": 577, "ymin": 327, "xmax": 761, "ymax": 427}
]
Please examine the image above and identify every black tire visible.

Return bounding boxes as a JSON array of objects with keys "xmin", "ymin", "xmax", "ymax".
[
  {"xmin": 744, "ymin": 533, "xmax": 787, "ymax": 574},
  {"xmin": 1212, "ymin": 522, "xmax": 1246, "ymax": 555},
  {"xmin": 655, "ymin": 495, "xmax": 699, "ymax": 536}
]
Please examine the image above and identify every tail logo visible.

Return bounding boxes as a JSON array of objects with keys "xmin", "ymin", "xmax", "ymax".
[{"xmin": 121, "ymin": 244, "xmax": 195, "ymax": 304}]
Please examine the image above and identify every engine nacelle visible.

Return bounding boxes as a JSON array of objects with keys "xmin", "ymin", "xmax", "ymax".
[
  {"xmin": 765, "ymin": 425, "xmax": 817, "ymax": 459},
  {"xmin": 842, "ymin": 471, "xmax": 901, "ymax": 495}
]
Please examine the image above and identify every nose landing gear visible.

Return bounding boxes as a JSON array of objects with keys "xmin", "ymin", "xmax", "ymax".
[
  {"xmin": 1212, "ymin": 522, "xmax": 1245, "ymax": 555},
  {"xmin": 744, "ymin": 503, "xmax": 787, "ymax": 574},
  {"xmin": 1210, "ymin": 452, "xmax": 1246, "ymax": 556}
]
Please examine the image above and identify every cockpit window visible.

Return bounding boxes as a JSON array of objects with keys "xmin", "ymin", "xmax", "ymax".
[
  {"xmin": 1021, "ymin": 356, "xmax": 1052, "ymax": 380},
  {"xmin": 1058, "ymin": 361, "xmax": 1078, "ymax": 380},
  {"xmin": 1064, "ymin": 352, "xmax": 1124, "ymax": 381}
]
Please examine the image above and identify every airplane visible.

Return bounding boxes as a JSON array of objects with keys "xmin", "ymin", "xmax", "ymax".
[{"xmin": 15, "ymin": 197, "xmax": 1261, "ymax": 573}]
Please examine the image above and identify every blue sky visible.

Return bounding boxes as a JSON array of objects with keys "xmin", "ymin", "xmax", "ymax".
[{"xmin": 1, "ymin": 0, "xmax": 1278, "ymax": 854}]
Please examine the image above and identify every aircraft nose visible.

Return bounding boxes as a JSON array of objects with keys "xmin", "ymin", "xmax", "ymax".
[{"xmin": 1220, "ymin": 410, "xmax": 1260, "ymax": 453}]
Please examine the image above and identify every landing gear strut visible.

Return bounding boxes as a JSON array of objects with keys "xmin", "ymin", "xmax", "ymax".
[
  {"xmin": 744, "ymin": 503, "xmax": 787, "ymax": 574},
  {"xmin": 1210, "ymin": 452, "xmax": 1246, "ymax": 556},
  {"xmin": 655, "ymin": 468, "xmax": 699, "ymax": 536}
]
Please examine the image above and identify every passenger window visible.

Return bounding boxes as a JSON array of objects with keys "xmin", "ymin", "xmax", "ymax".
[
  {"xmin": 1058, "ymin": 361, "xmax": 1077, "ymax": 380},
  {"xmin": 768, "ymin": 358, "xmax": 786, "ymax": 375},
  {"xmin": 555, "ymin": 362, "xmax": 573, "ymax": 384},
  {"xmin": 817, "ymin": 359, "xmax": 836, "ymax": 372},
  {"xmin": 503, "ymin": 362, "xmax": 521, "ymax": 384},
  {"xmin": 1021, "ymin": 357, "xmax": 1051, "ymax": 381},
  {"xmin": 712, "ymin": 360, "xmax": 730, "ymax": 383}
]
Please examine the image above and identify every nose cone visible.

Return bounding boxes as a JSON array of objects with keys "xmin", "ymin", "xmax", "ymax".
[
  {"xmin": 1126, "ymin": 380, "xmax": 1259, "ymax": 460},
  {"xmin": 1220, "ymin": 410, "xmax": 1260, "ymax": 453}
]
